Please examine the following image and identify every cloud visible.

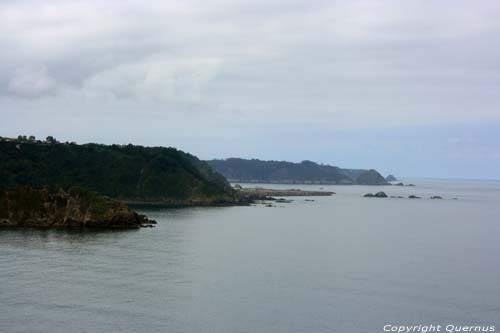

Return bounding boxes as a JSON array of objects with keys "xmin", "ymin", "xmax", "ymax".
[
  {"xmin": 6, "ymin": 67, "xmax": 56, "ymax": 98},
  {"xmin": 1, "ymin": 0, "xmax": 500, "ymax": 178}
]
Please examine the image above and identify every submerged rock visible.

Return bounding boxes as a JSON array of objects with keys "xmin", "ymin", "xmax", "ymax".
[
  {"xmin": 363, "ymin": 193, "xmax": 374, "ymax": 197},
  {"xmin": 275, "ymin": 198, "xmax": 293, "ymax": 203},
  {"xmin": 430, "ymin": 196, "xmax": 443, "ymax": 199},
  {"xmin": 0, "ymin": 187, "xmax": 155, "ymax": 229}
]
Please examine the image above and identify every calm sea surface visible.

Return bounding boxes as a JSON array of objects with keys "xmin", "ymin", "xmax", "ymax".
[{"xmin": 1, "ymin": 179, "xmax": 500, "ymax": 333}]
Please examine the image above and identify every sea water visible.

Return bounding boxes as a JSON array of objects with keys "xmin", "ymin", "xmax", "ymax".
[{"xmin": 1, "ymin": 179, "xmax": 500, "ymax": 332}]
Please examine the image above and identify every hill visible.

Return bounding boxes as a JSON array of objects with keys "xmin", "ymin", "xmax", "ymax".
[
  {"xmin": 206, "ymin": 158, "xmax": 388, "ymax": 185},
  {"xmin": 0, "ymin": 140, "xmax": 237, "ymax": 205}
]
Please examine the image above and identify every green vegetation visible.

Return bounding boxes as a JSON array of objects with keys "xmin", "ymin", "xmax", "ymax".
[
  {"xmin": 207, "ymin": 158, "xmax": 388, "ymax": 185},
  {"xmin": 0, "ymin": 140, "xmax": 235, "ymax": 203},
  {"xmin": 68, "ymin": 186, "xmax": 112, "ymax": 216},
  {"xmin": 354, "ymin": 169, "xmax": 388, "ymax": 185}
]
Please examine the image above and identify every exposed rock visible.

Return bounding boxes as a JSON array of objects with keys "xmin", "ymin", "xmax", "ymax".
[
  {"xmin": 395, "ymin": 182, "xmax": 405, "ymax": 186},
  {"xmin": 0, "ymin": 187, "xmax": 155, "ymax": 229},
  {"xmin": 364, "ymin": 192, "xmax": 388, "ymax": 198},
  {"xmin": 408, "ymin": 195, "xmax": 421, "ymax": 199},
  {"xmin": 430, "ymin": 196, "xmax": 443, "ymax": 199}
]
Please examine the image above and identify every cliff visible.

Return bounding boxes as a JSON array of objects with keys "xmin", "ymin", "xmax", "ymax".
[
  {"xmin": 0, "ymin": 140, "xmax": 237, "ymax": 205},
  {"xmin": 0, "ymin": 187, "xmax": 155, "ymax": 228}
]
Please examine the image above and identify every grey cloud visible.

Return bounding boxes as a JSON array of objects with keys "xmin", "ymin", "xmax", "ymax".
[{"xmin": 1, "ymin": 0, "xmax": 500, "ymax": 179}]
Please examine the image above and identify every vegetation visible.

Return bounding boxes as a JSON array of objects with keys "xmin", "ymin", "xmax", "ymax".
[
  {"xmin": 0, "ymin": 140, "xmax": 235, "ymax": 203},
  {"xmin": 207, "ymin": 158, "xmax": 388, "ymax": 185},
  {"xmin": 355, "ymin": 169, "xmax": 388, "ymax": 185},
  {"xmin": 68, "ymin": 186, "xmax": 112, "ymax": 216}
]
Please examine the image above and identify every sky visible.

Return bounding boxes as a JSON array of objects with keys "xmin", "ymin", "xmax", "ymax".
[{"xmin": 1, "ymin": 0, "xmax": 500, "ymax": 179}]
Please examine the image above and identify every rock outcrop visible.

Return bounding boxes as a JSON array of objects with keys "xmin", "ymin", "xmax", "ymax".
[
  {"xmin": 0, "ymin": 187, "xmax": 155, "ymax": 228},
  {"xmin": 364, "ymin": 191, "xmax": 388, "ymax": 198}
]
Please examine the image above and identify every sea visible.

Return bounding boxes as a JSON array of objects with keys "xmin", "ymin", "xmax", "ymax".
[{"xmin": 1, "ymin": 179, "xmax": 500, "ymax": 333}]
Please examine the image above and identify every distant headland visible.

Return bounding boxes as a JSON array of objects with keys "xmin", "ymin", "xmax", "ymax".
[{"xmin": 206, "ymin": 158, "xmax": 391, "ymax": 185}]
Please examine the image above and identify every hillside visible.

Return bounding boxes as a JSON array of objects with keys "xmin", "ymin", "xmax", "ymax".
[
  {"xmin": 0, "ymin": 140, "xmax": 236, "ymax": 205},
  {"xmin": 206, "ymin": 158, "xmax": 388, "ymax": 185}
]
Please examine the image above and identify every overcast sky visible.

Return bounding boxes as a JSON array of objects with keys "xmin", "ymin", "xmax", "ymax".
[{"xmin": 1, "ymin": 0, "xmax": 500, "ymax": 179}]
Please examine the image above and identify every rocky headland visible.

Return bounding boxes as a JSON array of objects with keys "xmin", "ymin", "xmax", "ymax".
[{"xmin": 0, "ymin": 187, "xmax": 156, "ymax": 229}]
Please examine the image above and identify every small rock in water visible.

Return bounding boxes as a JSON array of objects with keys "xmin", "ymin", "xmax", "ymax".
[
  {"xmin": 430, "ymin": 196, "xmax": 443, "ymax": 199},
  {"xmin": 408, "ymin": 195, "xmax": 421, "ymax": 199},
  {"xmin": 364, "ymin": 192, "xmax": 387, "ymax": 198},
  {"xmin": 275, "ymin": 198, "xmax": 293, "ymax": 203}
]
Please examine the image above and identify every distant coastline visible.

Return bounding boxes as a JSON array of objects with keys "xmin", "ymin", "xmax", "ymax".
[{"xmin": 207, "ymin": 158, "xmax": 391, "ymax": 185}]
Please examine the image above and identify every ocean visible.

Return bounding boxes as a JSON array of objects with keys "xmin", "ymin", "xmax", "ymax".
[{"xmin": 1, "ymin": 179, "xmax": 500, "ymax": 332}]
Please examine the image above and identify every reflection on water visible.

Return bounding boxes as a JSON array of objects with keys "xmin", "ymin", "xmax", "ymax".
[{"xmin": 1, "ymin": 179, "xmax": 500, "ymax": 333}]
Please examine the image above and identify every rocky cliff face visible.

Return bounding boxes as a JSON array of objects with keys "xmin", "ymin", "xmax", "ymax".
[{"xmin": 0, "ymin": 187, "xmax": 155, "ymax": 228}]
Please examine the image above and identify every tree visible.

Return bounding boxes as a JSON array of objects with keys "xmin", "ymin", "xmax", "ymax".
[{"xmin": 46, "ymin": 136, "xmax": 56, "ymax": 144}]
